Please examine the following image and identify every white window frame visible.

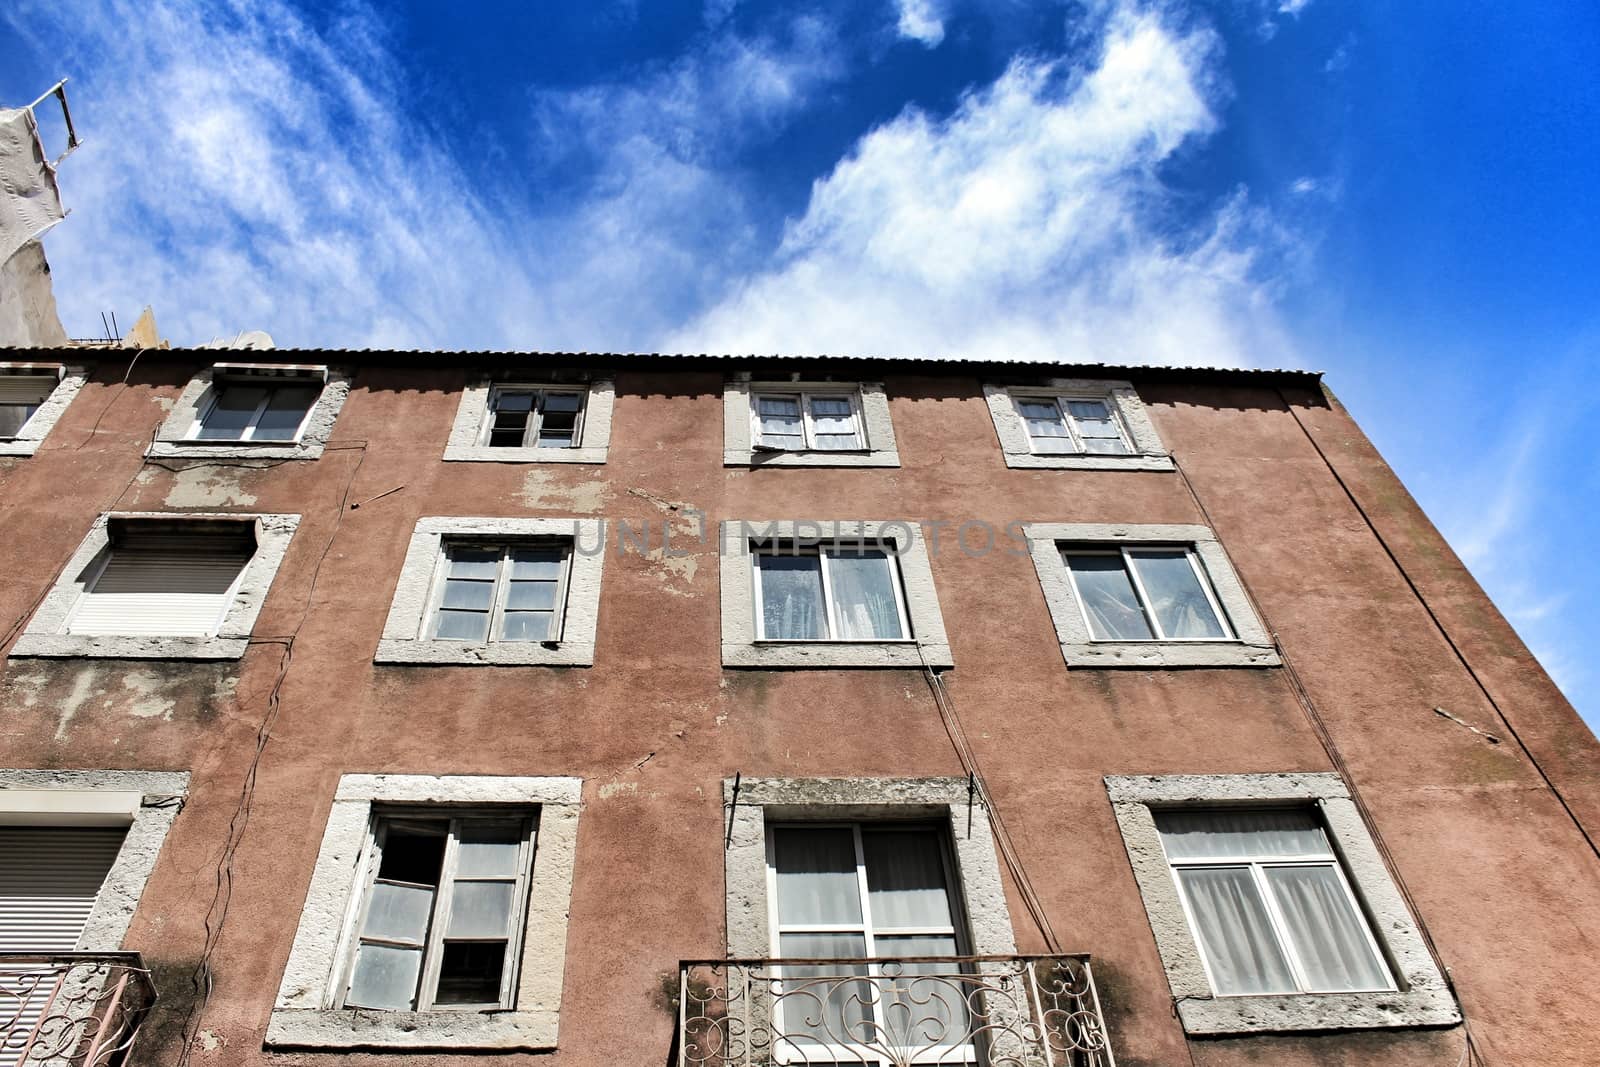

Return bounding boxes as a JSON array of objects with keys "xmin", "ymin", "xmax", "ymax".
[
  {"xmin": 1014, "ymin": 394, "xmax": 1134, "ymax": 456},
  {"xmin": 1106, "ymin": 773, "xmax": 1460, "ymax": 1035},
  {"xmin": 338, "ymin": 809, "xmax": 537, "ymax": 1013},
  {"xmin": 723, "ymin": 378, "xmax": 900, "ymax": 467},
  {"xmin": 1061, "ymin": 545, "xmax": 1237, "ymax": 643},
  {"xmin": 376, "ymin": 518, "xmax": 605, "ymax": 667},
  {"xmin": 185, "ymin": 378, "xmax": 320, "ymax": 444},
  {"xmin": 750, "ymin": 543, "xmax": 913, "ymax": 644},
  {"xmin": 477, "ymin": 386, "xmax": 588, "ymax": 450},
  {"xmin": 425, "ymin": 539, "xmax": 574, "ymax": 643},
  {"xmin": 720, "ymin": 521, "xmax": 952, "ymax": 668},
  {"xmin": 268, "ymin": 774, "xmax": 582, "ymax": 1052},
  {"xmin": 984, "ymin": 380, "xmax": 1172, "ymax": 470},
  {"xmin": 1023, "ymin": 523, "xmax": 1279, "ymax": 668},
  {"xmin": 444, "ymin": 375, "xmax": 614, "ymax": 464},
  {"xmin": 10, "ymin": 512, "xmax": 302, "ymax": 661},
  {"xmin": 0, "ymin": 363, "xmax": 89, "ymax": 457},
  {"xmin": 151, "ymin": 364, "xmax": 351, "ymax": 461},
  {"xmin": 750, "ymin": 390, "xmax": 867, "ymax": 452},
  {"xmin": 1161, "ymin": 809, "xmax": 1394, "ymax": 997}
]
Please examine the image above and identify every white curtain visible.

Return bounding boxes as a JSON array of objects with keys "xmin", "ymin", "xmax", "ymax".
[
  {"xmin": 1156, "ymin": 809, "xmax": 1329, "ymax": 860},
  {"xmin": 1265, "ymin": 866, "xmax": 1390, "ymax": 991},
  {"xmin": 1175, "ymin": 867, "xmax": 1297, "ymax": 995},
  {"xmin": 1128, "ymin": 551, "xmax": 1227, "ymax": 639},
  {"xmin": 773, "ymin": 828, "xmax": 861, "ymax": 925},
  {"xmin": 758, "ymin": 555, "xmax": 827, "ymax": 639},
  {"xmin": 826, "ymin": 551, "xmax": 903, "ymax": 639}
]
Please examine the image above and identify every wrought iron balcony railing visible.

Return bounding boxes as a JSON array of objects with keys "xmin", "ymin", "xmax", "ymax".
[
  {"xmin": 0, "ymin": 953, "xmax": 158, "ymax": 1067},
  {"xmin": 677, "ymin": 954, "xmax": 1115, "ymax": 1067}
]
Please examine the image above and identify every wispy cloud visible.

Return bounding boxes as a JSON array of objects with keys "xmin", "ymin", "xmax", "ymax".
[
  {"xmin": 894, "ymin": 0, "xmax": 946, "ymax": 47},
  {"xmin": 668, "ymin": 5, "xmax": 1299, "ymax": 364}
]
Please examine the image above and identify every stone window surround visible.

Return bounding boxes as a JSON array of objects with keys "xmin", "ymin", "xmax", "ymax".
[
  {"xmin": 375, "ymin": 517, "xmax": 605, "ymax": 666},
  {"xmin": 443, "ymin": 374, "xmax": 615, "ymax": 464},
  {"xmin": 10, "ymin": 511, "xmax": 302, "ymax": 661},
  {"xmin": 0, "ymin": 362, "xmax": 90, "ymax": 457},
  {"xmin": 984, "ymin": 379, "xmax": 1172, "ymax": 471},
  {"xmin": 723, "ymin": 376, "xmax": 900, "ymax": 467},
  {"xmin": 723, "ymin": 777, "xmax": 1018, "ymax": 960},
  {"xmin": 1022, "ymin": 522, "xmax": 1280, "ymax": 668},
  {"xmin": 719, "ymin": 520, "xmax": 954, "ymax": 668},
  {"xmin": 0, "ymin": 769, "xmax": 190, "ymax": 950},
  {"xmin": 149, "ymin": 364, "xmax": 352, "ymax": 461},
  {"xmin": 1105, "ymin": 772, "xmax": 1460, "ymax": 1035},
  {"xmin": 267, "ymin": 774, "xmax": 582, "ymax": 1052}
]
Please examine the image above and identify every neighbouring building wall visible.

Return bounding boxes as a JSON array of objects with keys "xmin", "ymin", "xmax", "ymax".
[
  {"xmin": 0, "ymin": 240, "xmax": 69, "ymax": 346},
  {"xmin": 0, "ymin": 352, "xmax": 1595, "ymax": 1067}
]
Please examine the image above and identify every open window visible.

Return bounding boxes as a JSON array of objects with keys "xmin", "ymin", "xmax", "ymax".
[
  {"xmin": 444, "ymin": 376, "xmax": 614, "ymax": 463},
  {"xmin": 0, "ymin": 364, "xmax": 88, "ymax": 457},
  {"xmin": 151, "ymin": 363, "xmax": 350, "ymax": 460}
]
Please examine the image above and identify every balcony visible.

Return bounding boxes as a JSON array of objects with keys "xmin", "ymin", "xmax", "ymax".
[
  {"xmin": 0, "ymin": 953, "xmax": 158, "ymax": 1067},
  {"xmin": 677, "ymin": 954, "xmax": 1115, "ymax": 1067}
]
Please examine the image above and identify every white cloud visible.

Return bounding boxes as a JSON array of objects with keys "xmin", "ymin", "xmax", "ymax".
[
  {"xmin": 895, "ymin": 0, "xmax": 946, "ymax": 47},
  {"xmin": 668, "ymin": 5, "xmax": 1298, "ymax": 365}
]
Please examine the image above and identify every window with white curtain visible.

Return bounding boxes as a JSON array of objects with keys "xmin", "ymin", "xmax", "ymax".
[
  {"xmin": 753, "ymin": 391, "xmax": 865, "ymax": 451},
  {"xmin": 767, "ymin": 824, "xmax": 968, "ymax": 1060},
  {"xmin": 1156, "ymin": 808, "xmax": 1393, "ymax": 997},
  {"xmin": 1061, "ymin": 545, "xmax": 1234, "ymax": 642},
  {"xmin": 753, "ymin": 543, "xmax": 911, "ymax": 642},
  {"xmin": 342, "ymin": 810, "xmax": 536, "ymax": 1013},
  {"xmin": 1013, "ymin": 395, "xmax": 1132, "ymax": 455}
]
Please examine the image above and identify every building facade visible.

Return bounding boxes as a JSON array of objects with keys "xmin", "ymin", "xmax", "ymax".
[{"xmin": 0, "ymin": 348, "xmax": 1595, "ymax": 1067}]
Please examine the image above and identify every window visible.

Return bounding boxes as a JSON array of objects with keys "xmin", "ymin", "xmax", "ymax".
[
  {"xmin": 984, "ymin": 380, "xmax": 1171, "ymax": 470},
  {"xmin": 1062, "ymin": 546, "xmax": 1232, "ymax": 642},
  {"xmin": 1022, "ymin": 523, "xmax": 1279, "ymax": 668},
  {"xmin": 431, "ymin": 542, "xmax": 570, "ymax": 642},
  {"xmin": 753, "ymin": 391, "xmax": 863, "ymax": 451},
  {"xmin": 269, "ymin": 774, "xmax": 581, "ymax": 1051},
  {"xmin": 1106, "ymin": 773, "xmax": 1459, "ymax": 1034},
  {"xmin": 753, "ymin": 543, "xmax": 909, "ymax": 642},
  {"xmin": 483, "ymin": 388, "xmax": 585, "ymax": 449},
  {"xmin": 0, "ymin": 364, "xmax": 88, "ymax": 457},
  {"xmin": 1014, "ymin": 395, "xmax": 1130, "ymax": 455},
  {"xmin": 11, "ymin": 513, "xmax": 301, "ymax": 661},
  {"xmin": 444, "ymin": 376, "xmax": 614, "ymax": 463},
  {"xmin": 377, "ymin": 518, "xmax": 605, "ymax": 666},
  {"xmin": 767, "ymin": 823, "xmax": 969, "ymax": 1061},
  {"xmin": 1157, "ymin": 809, "xmax": 1391, "ymax": 996},
  {"xmin": 342, "ymin": 811, "xmax": 535, "ymax": 1012},
  {"xmin": 720, "ymin": 521, "xmax": 952, "ymax": 667},
  {"xmin": 151, "ymin": 364, "xmax": 350, "ymax": 460},
  {"xmin": 723, "ymin": 379, "xmax": 900, "ymax": 467}
]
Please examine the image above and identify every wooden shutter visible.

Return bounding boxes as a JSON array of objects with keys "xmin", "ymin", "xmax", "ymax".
[{"xmin": 69, "ymin": 527, "xmax": 254, "ymax": 638}]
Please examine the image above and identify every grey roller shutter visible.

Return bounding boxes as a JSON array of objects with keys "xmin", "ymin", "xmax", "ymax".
[{"xmin": 0, "ymin": 376, "xmax": 56, "ymax": 406}]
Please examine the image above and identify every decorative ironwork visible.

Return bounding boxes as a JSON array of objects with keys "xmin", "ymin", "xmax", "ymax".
[
  {"xmin": 0, "ymin": 953, "xmax": 158, "ymax": 1067},
  {"xmin": 678, "ymin": 954, "xmax": 1115, "ymax": 1067}
]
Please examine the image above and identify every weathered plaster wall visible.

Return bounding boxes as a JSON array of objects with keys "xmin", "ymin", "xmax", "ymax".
[{"xmin": 0, "ymin": 355, "xmax": 1594, "ymax": 1067}]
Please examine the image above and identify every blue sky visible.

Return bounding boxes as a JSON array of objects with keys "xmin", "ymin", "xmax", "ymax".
[{"xmin": 3, "ymin": 1, "xmax": 1597, "ymax": 723}]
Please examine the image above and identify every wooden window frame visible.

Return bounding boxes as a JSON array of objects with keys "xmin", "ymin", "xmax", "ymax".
[
  {"xmin": 750, "ymin": 541, "xmax": 913, "ymax": 644},
  {"xmin": 479, "ymin": 387, "xmax": 587, "ymax": 450},
  {"xmin": 338, "ymin": 808, "xmax": 537, "ymax": 1014}
]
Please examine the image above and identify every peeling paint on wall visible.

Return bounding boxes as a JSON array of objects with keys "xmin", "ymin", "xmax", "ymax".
[
  {"xmin": 517, "ymin": 469, "xmax": 608, "ymax": 512},
  {"xmin": 150, "ymin": 465, "xmax": 260, "ymax": 508}
]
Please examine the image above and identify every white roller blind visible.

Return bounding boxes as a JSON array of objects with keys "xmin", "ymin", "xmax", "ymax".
[{"xmin": 69, "ymin": 545, "xmax": 251, "ymax": 638}]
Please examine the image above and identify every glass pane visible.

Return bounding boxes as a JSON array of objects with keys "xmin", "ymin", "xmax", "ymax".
[
  {"xmin": 826, "ymin": 550, "xmax": 903, "ymax": 640},
  {"xmin": 773, "ymin": 828, "xmax": 862, "ymax": 925},
  {"xmin": 1265, "ymin": 866, "xmax": 1391, "ymax": 991},
  {"xmin": 536, "ymin": 431, "xmax": 574, "ymax": 448},
  {"xmin": 435, "ymin": 609, "xmax": 490, "ymax": 641},
  {"xmin": 489, "ymin": 419, "xmax": 527, "ymax": 447},
  {"xmin": 363, "ymin": 881, "xmax": 434, "ymax": 944},
  {"xmin": 1065, "ymin": 554, "xmax": 1153, "ymax": 640},
  {"xmin": 862, "ymin": 830, "xmax": 952, "ymax": 928},
  {"xmin": 377, "ymin": 826, "xmax": 447, "ymax": 885},
  {"xmin": 195, "ymin": 385, "xmax": 266, "ymax": 439},
  {"xmin": 501, "ymin": 611, "xmax": 553, "ymax": 641},
  {"xmin": 758, "ymin": 396, "xmax": 802, "ymax": 418},
  {"xmin": 347, "ymin": 943, "xmax": 422, "ymax": 1009},
  {"xmin": 252, "ymin": 386, "xmax": 317, "ymax": 440},
  {"xmin": 447, "ymin": 881, "xmax": 515, "ymax": 938},
  {"xmin": 873, "ymin": 935, "xmax": 966, "ymax": 1052},
  {"xmin": 1130, "ymin": 550, "xmax": 1227, "ymax": 639},
  {"xmin": 1064, "ymin": 399, "xmax": 1111, "ymax": 421},
  {"xmin": 757, "ymin": 396, "xmax": 804, "ymax": 449},
  {"xmin": 493, "ymin": 392, "xmax": 535, "ymax": 412},
  {"xmin": 505, "ymin": 581, "xmax": 557, "ymax": 611},
  {"xmin": 1156, "ymin": 809, "xmax": 1330, "ymax": 860},
  {"xmin": 1066, "ymin": 400, "xmax": 1130, "ymax": 454},
  {"xmin": 1175, "ymin": 867, "xmax": 1296, "ymax": 995},
  {"xmin": 1018, "ymin": 399, "xmax": 1073, "ymax": 452},
  {"xmin": 457, "ymin": 824, "xmax": 522, "ymax": 877},
  {"xmin": 776, "ymin": 932, "xmax": 872, "ymax": 1050},
  {"xmin": 510, "ymin": 549, "xmax": 564, "ymax": 579},
  {"xmin": 441, "ymin": 578, "xmax": 494, "ymax": 610},
  {"xmin": 447, "ymin": 548, "xmax": 501, "ymax": 579},
  {"xmin": 0, "ymin": 404, "xmax": 33, "ymax": 437},
  {"xmin": 543, "ymin": 392, "xmax": 583, "ymax": 412},
  {"xmin": 809, "ymin": 397, "xmax": 861, "ymax": 450},
  {"xmin": 434, "ymin": 941, "xmax": 507, "ymax": 1005},
  {"xmin": 756, "ymin": 554, "xmax": 826, "ymax": 639}
]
